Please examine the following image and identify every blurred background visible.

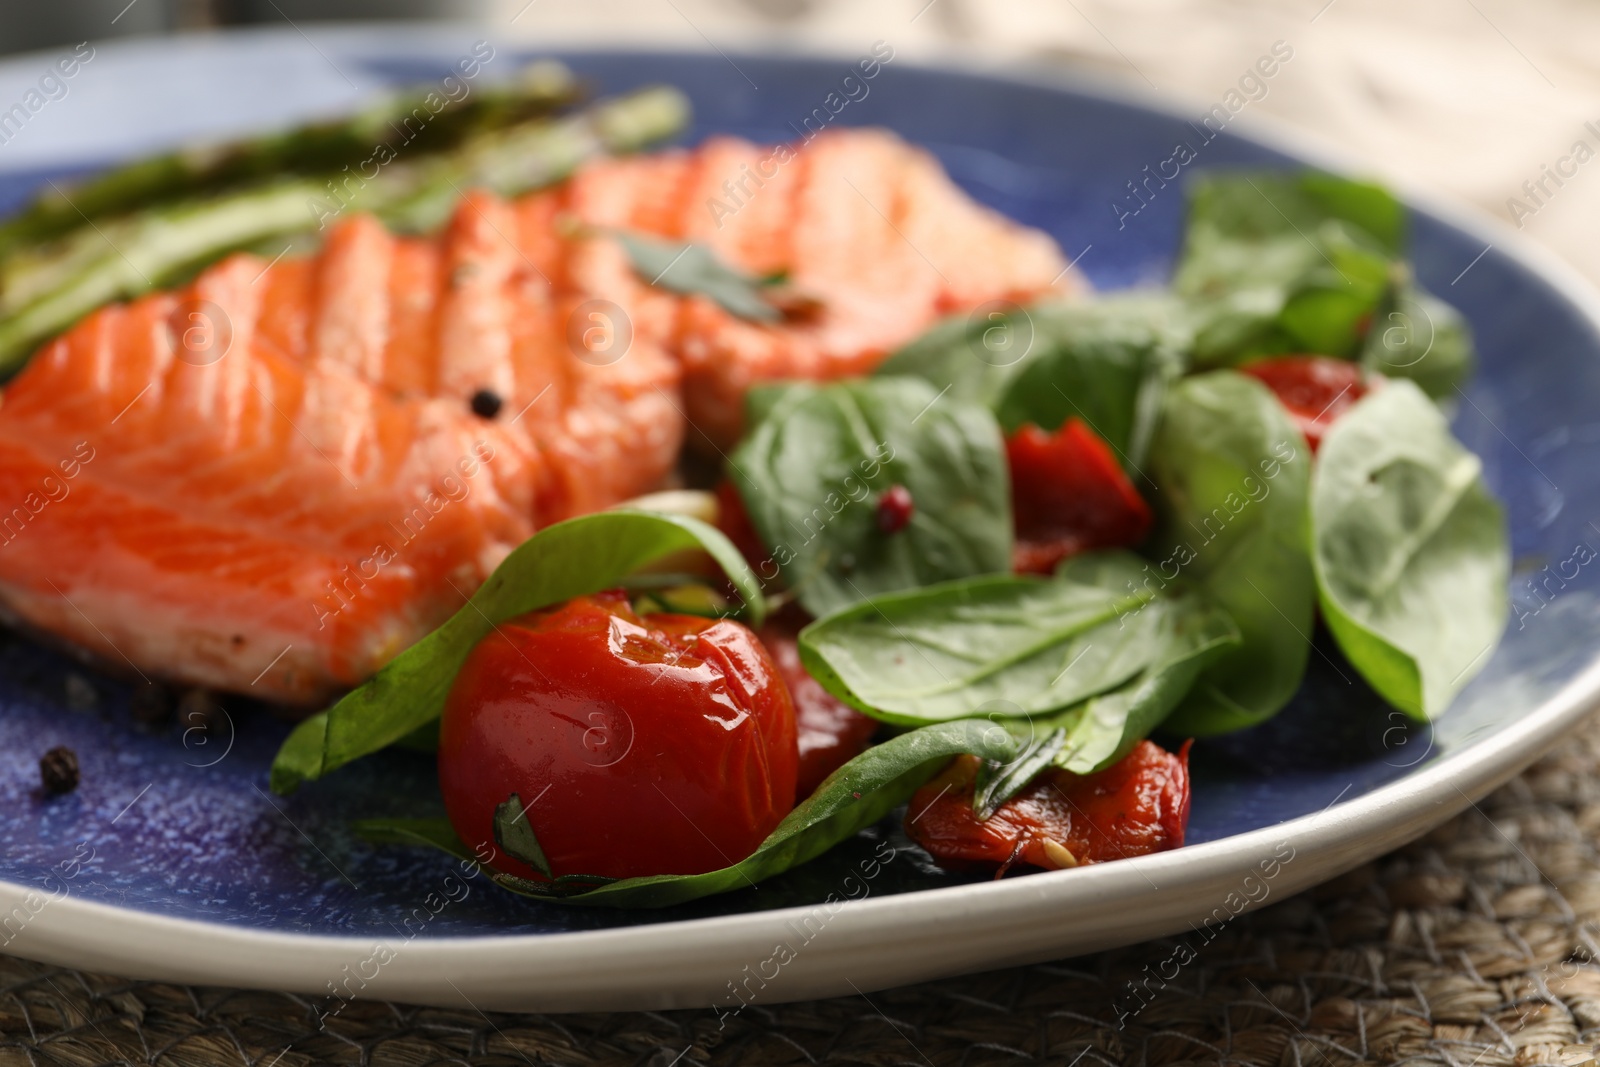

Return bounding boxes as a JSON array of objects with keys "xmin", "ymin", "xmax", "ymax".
[{"xmin": 1, "ymin": 0, "xmax": 1596, "ymax": 281}]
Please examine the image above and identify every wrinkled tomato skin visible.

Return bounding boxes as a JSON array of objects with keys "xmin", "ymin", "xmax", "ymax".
[
  {"xmin": 758, "ymin": 615, "xmax": 879, "ymax": 800},
  {"xmin": 438, "ymin": 591, "xmax": 798, "ymax": 881},
  {"xmin": 904, "ymin": 740, "xmax": 1191, "ymax": 873},
  {"xmin": 1241, "ymin": 355, "xmax": 1369, "ymax": 452},
  {"xmin": 1007, "ymin": 420, "xmax": 1152, "ymax": 575}
]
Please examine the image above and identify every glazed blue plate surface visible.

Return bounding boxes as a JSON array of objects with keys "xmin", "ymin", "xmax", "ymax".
[{"xmin": 1, "ymin": 29, "xmax": 1597, "ymax": 970}]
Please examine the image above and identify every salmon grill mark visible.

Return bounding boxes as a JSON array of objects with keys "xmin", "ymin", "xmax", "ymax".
[{"xmin": 0, "ymin": 442, "xmax": 95, "ymax": 548}]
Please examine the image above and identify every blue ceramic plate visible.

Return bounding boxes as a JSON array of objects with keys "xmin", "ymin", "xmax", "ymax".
[{"xmin": 2, "ymin": 27, "xmax": 1598, "ymax": 1013}]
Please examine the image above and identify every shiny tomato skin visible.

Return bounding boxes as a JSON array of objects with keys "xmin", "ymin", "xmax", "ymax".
[
  {"xmin": 758, "ymin": 616, "xmax": 879, "ymax": 800},
  {"xmin": 1007, "ymin": 419, "xmax": 1153, "ymax": 575},
  {"xmin": 904, "ymin": 740, "xmax": 1190, "ymax": 873},
  {"xmin": 1241, "ymin": 355, "xmax": 1369, "ymax": 452},
  {"xmin": 438, "ymin": 591, "xmax": 798, "ymax": 881}
]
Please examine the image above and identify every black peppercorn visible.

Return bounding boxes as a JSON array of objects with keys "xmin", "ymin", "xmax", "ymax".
[
  {"xmin": 40, "ymin": 746, "xmax": 78, "ymax": 794},
  {"xmin": 470, "ymin": 389, "xmax": 503, "ymax": 419}
]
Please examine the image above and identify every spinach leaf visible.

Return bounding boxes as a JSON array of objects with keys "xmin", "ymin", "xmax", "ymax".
[
  {"xmin": 875, "ymin": 295, "xmax": 1188, "ymax": 472},
  {"xmin": 971, "ymin": 575, "xmax": 1238, "ymax": 780},
  {"xmin": 1146, "ymin": 371, "xmax": 1315, "ymax": 735},
  {"xmin": 493, "ymin": 793, "xmax": 554, "ymax": 878},
  {"xmin": 874, "ymin": 308, "xmax": 1019, "ymax": 411},
  {"xmin": 1043, "ymin": 584, "xmax": 1239, "ymax": 772},
  {"xmin": 1312, "ymin": 379, "xmax": 1509, "ymax": 718},
  {"xmin": 1176, "ymin": 172, "xmax": 1401, "ymax": 367},
  {"xmin": 995, "ymin": 300, "xmax": 1187, "ymax": 473},
  {"xmin": 796, "ymin": 551, "xmax": 1238, "ymax": 754},
  {"xmin": 1180, "ymin": 171, "xmax": 1404, "ymax": 256},
  {"xmin": 357, "ymin": 818, "xmax": 617, "ymax": 894},
  {"xmin": 1362, "ymin": 276, "xmax": 1474, "ymax": 399},
  {"xmin": 973, "ymin": 728, "xmax": 1068, "ymax": 818},
  {"xmin": 730, "ymin": 377, "xmax": 1012, "ymax": 618},
  {"xmin": 356, "ymin": 717, "xmax": 1017, "ymax": 908},
  {"xmin": 269, "ymin": 510, "xmax": 763, "ymax": 794},
  {"xmin": 614, "ymin": 230, "xmax": 781, "ymax": 323}
]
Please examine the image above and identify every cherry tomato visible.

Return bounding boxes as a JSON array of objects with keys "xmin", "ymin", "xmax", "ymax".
[
  {"xmin": 438, "ymin": 590, "xmax": 798, "ymax": 881},
  {"xmin": 1007, "ymin": 419, "xmax": 1153, "ymax": 575},
  {"xmin": 758, "ymin": 615, "xmax": 878, "ymax": 800},
  {"xmin": 904, "ymin": 740, "xmax": 1191, "ymax": 874},
  {"xmin": 1241, "ymin": 355, "xmax": 1369, "ymax": 452}
]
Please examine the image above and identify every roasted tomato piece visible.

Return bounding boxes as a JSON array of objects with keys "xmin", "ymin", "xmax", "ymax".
[
  {"xmin": 759, "ymin": 616, "xmax": 878, "ymax": 800},
  {"xmin": 714, "ymin": 479, "xmax": 770, "ymax": 573},
  {"xmin": 1240, "ymin": 355, "xmax": 1369, "ymax": 452},
  {"xmin": 439, "ymin": 590, "xmax": 798, "ymax": 881},
  {"xmin": 904, "ymin": 740, "xmax": 1191, "ymax": 874},
  {"xmin": 1007, "ymin": 419, "xmax": 1153, "ymax": 575}
]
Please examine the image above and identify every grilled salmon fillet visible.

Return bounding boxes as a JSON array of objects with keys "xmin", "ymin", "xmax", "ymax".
[
  {"xmin": 0, "ymin": 193, "xmax": 683, "ymax": 704},
  {"xmin": 568, "ymin": 128, "xmax": 1076, "ymax": 444},
  {"xmin": 0, "ymin": 128, "xmax": 1070, "ymax": 702}
]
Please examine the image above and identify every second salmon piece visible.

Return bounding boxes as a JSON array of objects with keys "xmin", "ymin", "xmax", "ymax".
[{"xmin": 568, "ymin": 127, "xmax": 1077, "ymax": 445}]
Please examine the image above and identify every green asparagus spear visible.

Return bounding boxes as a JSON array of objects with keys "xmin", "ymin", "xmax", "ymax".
[
  {"xmin": 379, "ymin": 80, "xmax": 692, "ymax": 233},
  {"xmin": 0, "ymin": 61, "xmax": 578, "ymax": 260},
  {"xmin": 0, "ymin": 85, "xmax": 690, "ymax": 378}
]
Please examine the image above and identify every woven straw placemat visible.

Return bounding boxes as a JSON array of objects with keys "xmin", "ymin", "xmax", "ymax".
[{"xmin": 5, "ymin": 715, "xmax": 1600, "ymax": 1067}]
